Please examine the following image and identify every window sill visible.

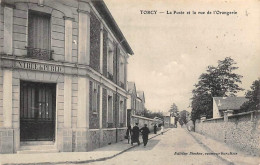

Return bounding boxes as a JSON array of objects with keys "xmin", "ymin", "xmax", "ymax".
[{"xmin": 92, "ymin": 112, "xmax": 98, "ymax": 115}]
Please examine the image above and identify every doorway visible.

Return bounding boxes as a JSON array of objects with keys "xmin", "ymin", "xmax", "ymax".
[{"xmin": 20, "ymin": 81, "xmax": 56, "ymax": 141}]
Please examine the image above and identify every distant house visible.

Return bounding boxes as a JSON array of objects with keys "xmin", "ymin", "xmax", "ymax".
[
  {"xmin": 213, "ymin": 97, "xmax": 248, "ymax": 118},
  {"xmin": 127, "ymin": 82, "xmax": 137, "ymax": 126},
  {"xmin": 136, "ymin": 91, "xmax": 145, "ymax": 116},
  {"xmin": 163, "ymin": 112, "xmax": 171, "ymax": 128}
]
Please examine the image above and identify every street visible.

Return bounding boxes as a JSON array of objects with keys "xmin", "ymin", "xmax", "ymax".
[{"xmin": 85, "ymin": 128, "xmax": 227, "ymax": 165}]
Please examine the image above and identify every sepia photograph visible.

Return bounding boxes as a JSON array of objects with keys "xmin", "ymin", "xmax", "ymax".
[{"xmin": 0, "ymin": 0, "xmax": 259, "ymax": 164}]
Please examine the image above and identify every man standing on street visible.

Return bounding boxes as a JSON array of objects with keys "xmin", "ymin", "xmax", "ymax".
[
  {"xmin": 153, "ymin": 124, "xmax": 157, "ymax": 134},
  {"xmin": 131, "ymin": 123, "xmax": 140, "ymax": 146},
  {"xmin": 140, "ymin": 124, "xmax": 150, "ymax": 147}
]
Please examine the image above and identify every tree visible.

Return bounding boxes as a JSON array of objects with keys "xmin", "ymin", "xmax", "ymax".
[
  {"xmin": 191, "ymin": 57, "xmax": 243, "ymax": 121},
  {"xmin": 143, "ymin": 108, "xmax": 164, "ymax": 119},
  {"xmin": 239, "ymin": 78, "xmax": 260, "ymax": 112},
  {"xmin": 169, "ymin": 103, "xmax": 179, "ymax": 117},
  {"xmin": 179, "ymin": 110, "xmax": 189, "ymax": 126}
]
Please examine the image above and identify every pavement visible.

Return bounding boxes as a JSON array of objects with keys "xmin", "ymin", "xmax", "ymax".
[
  {"xmin": 188, "ymin": 130, "xmax": 260, "ymax": 165},
  {"xmin": 0, "ymin": 129, "xmax": 168, "ymax": 165},
  {"xmin": 0, "ymin": 128, "xmax": 259, "ymax": 165}
]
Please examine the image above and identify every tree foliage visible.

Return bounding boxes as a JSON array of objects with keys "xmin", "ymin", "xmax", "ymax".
[
  {"xmin": 239, "ymin": 78, "xmax": 260, "ymax": 112},
  {"xmin": 179, "ymin": 110, "xmax": 189, "ymax": 126},
  {"xmin": 169, "ymin": 103, "xmax": 179, "ymax": 117},
  {"xmin": 143, "ymin": 108, "xmax": 164, "ymax": 119},
  {"xmin": 191, "ymin": 57, "xmax": 243, "ymax": 121}
]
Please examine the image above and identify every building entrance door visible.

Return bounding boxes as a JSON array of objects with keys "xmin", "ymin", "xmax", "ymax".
[{"xmin": 20, "ymin": 81, "xmax": 56, "ymax": 141}]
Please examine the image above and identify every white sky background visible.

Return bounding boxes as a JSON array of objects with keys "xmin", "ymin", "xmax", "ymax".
[{"xmin": 105, "ymin": 0, "xmax": 260, "ymax": 113}]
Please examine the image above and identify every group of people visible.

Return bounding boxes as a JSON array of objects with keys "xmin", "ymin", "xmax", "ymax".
[
  {"xmin": 153, "ymin": 124, "xmax": 164, "ymax": 135},
  {"xmin": 126, "ymin": 123, "xmax": 150, "ymax": 147},
  {"xmin": 126, "ymin": 123, "xmax": 165, "ymax": 147}
]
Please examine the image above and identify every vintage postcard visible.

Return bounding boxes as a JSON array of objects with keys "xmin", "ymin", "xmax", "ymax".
[{"xmin": 0, "ymin": 0, "xmax": 259, "ymax": 164}]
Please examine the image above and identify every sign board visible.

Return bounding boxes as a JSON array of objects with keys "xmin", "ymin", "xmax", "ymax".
[{"xmin": 15, "ymin": 61, "xmax": 63, "ymax": 73}]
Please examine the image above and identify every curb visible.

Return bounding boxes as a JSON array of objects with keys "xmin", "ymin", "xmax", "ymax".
[
  {"xmin": 186, "ymin": 130, "xmax": 235, "ymax": 165},
  {"xmin": 4, "ymin": 129, "xmax": 172, "ymax": 165}
]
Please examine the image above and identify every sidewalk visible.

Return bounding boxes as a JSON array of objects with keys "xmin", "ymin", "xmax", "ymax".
[
  {"xmin": 188, "ymin": 130, "xmax": 260, "ymax": 165},
  {"xmin": 0, "ymin": 129, "xmax": 169, "ymax": 165}
]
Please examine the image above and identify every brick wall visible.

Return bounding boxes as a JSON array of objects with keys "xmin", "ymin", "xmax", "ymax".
[
  {"xmin": 102, "ymin": 129, "xmax": 116, "ymax": 145},
  {"xmin": 90, "ymin": 11, "xmax": 100, "ymax": 72},
  {"xmin": 195, "ymin": 111, "xmax": 260, "ymax": 156},
  {"xmin": 89, "ymin": 130, "xmax": 100, "ymax": 150}
]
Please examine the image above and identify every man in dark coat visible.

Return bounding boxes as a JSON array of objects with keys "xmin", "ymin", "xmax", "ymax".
[
  {"xmin": 153, "ymin": 124, "xmax": 157, "ymax": 134},
  {"xmin": 140, "ymin": 124, "xmax": 150, "ymax": 147},
  {"xmin": 131, "ymin": 123, "xmax": 140, "ymax": 146}
]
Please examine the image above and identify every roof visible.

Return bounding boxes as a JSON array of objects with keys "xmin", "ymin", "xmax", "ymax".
[
  {"xmin": 127, "ymin": 82, "xmax": 136, "ymax": 94},
  {"xmin": 92, "ymin": 0, "xmax": 134, "ymax": 55},
  {"xmin": 213, "ymin": 97, "xmax": 248, "ymax": 110},
  {"xmin": 162, "ymin": 111, "xmax": 171, "ymax": 116},
  {"xmin": 137, "ymin": 91, "xmax": 145, "ymax": 103}
]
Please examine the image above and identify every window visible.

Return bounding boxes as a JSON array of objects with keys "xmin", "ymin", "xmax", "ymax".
[
  {"xmin": 107, "ymin": 95, "xmax": 113, "ymax": 123},
  {"xmin": 107, "ymin": 42, "xmax": 113, "ymax": 80},
  {"xmin": 119, "ymin": 100, "xmax": 124, "ymax": 123},
  {"xmin": 119, "ymin": 56, "xmax": 125, "ymax": 88},
  {"xmin": 92, "ymin": 83, "xmax": 99, "ymax": 113},
  {"xmin": 28, "ymin": 11, "xmax": 52, "ymax": 60}
]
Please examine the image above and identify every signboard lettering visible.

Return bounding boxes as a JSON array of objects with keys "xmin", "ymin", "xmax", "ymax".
[{"xmin": 16, "ymin": 61, "xmax": 63, "ymax": 73}]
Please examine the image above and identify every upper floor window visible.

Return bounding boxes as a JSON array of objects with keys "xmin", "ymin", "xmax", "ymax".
[
  {"xmin": 28, "ymin": 11, "xmax": 52, "ymax": 60},
  {"xmin": 119, "ymin": 56, "xmax": 125, "ymax": 88},
  {"xmin": 107, "ymin": 42, "xmax": 113, "ymax": 80}
]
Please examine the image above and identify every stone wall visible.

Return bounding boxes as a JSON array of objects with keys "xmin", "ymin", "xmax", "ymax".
[
  {"xmin": 102, "ymin": 129, "xmax": 117, "ymax": 146},
  {"xmin": 88, "ymin": 129, "xmax": 101, "ymax": 151},
  {"xmin": 195, "ymin": 110, "xmax": 260, "ymax": 156},
  {"xmin": 131, "ymin": 115, "xmax": 163, "ymax": 131},
  {"xmin": 0, "ymin": 129, "xmax": 13, "ymax": 153}
]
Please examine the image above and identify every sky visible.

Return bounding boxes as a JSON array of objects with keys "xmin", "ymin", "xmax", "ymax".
[{"xmin": 105, "ymin": 0, "xmax": 260, "ymax": 113}]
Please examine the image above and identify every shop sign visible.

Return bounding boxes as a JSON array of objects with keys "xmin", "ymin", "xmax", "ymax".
[{"xmin": 15, "ymin": 61, "xmax": 63, "ymax": 73}]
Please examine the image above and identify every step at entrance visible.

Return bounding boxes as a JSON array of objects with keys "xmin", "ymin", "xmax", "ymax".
[{"xmin": 18, "ymin": 142, "xmax": 58, "ymax": 154}]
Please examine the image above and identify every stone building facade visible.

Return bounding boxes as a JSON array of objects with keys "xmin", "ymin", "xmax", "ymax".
[{"xmin": 0, "ymin": 0, "xmax": 133, "ymax": 153}]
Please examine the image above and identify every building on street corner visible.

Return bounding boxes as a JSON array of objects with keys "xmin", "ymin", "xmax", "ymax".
[{"xmin": 0, "ymin": 0, "xmax": 133, "ymax": 153}]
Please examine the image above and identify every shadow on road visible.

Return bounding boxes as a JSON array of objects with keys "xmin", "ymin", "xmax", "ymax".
[{"xmin": 128, "ymin": 139, "xmax": 160, "ymax": 152}]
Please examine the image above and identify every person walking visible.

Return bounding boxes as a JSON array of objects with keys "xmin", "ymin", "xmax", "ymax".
[
  {"xmin": 140, "ymin": 124, "xmax": 150, "ymax": 147},
  {"xmin": 153, "ymin": 124, "xmax": 157, "ymax": 134},
  {"xmin": 161, "ymin": 125, "xmax": 164, "ymax": 135},
  {"xmin": 126, "ymin": 126, "xmax": 132, "ymax": 144},
  {"xmin": 131, "ymin": 123, "xmax": 140, "ymax": 146}
]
